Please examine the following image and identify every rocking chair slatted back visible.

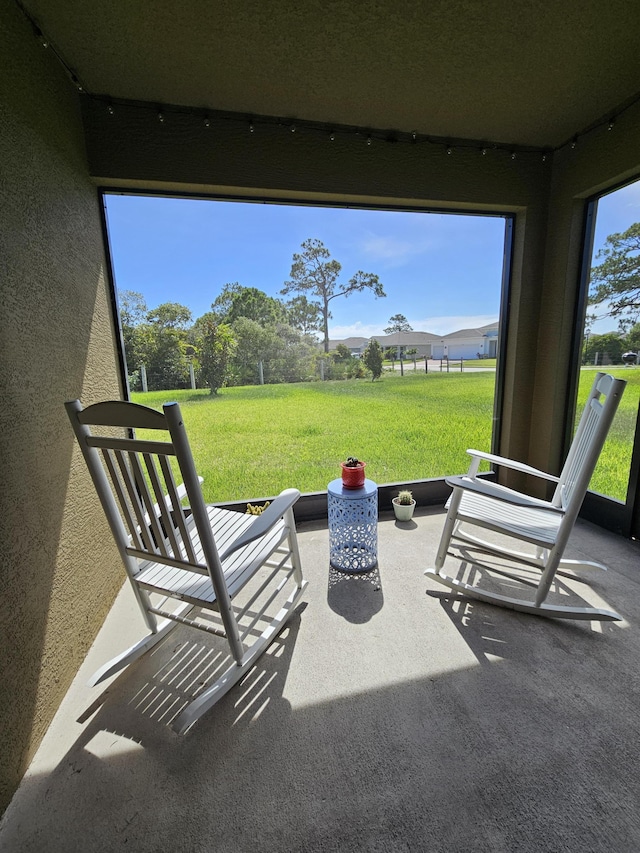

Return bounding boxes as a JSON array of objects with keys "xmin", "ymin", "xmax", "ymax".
[
  {"xmin": 86, "ymin": 430, "xmax": 203, "ymax": 569},
  {"xmin": 67, "ymin": 399, "xmax": 217, "ymax": 578},
  {"xmin": 553, "ymin": 372, "xmax": 624, "ymax": 512}
]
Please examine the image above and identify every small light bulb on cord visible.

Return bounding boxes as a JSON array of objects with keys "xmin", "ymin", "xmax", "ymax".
[
  {"xmin": 203, "ymin": 116, "xmax": 210, "ymax": 127},
  {"xmin": 158, "ymin": 110, "xmax": 165, "ymax": 123},
  {"xmin": 446, "ymin": 145, "xmax": 452, "ymax": 155},
  {"xmin": 291, "ymin": 124, "xmax": 296, "ymax": 133},
  {"xmin": 480, "ymin": 147, "xmax": 487, "ymax": 156},
  {"xmin": 107, "ymin": 104, "xmax": 114, "ymax": 115},
  {"xmin": 571, "ymin": 136, "xmax": 577, "ymax": 149},
  {"xmin": 329, "ymin": 131, "xmax": 335, "ymax": 141},
  {"xmin": 367, "ymin": 135, "xmax": 372, "ymax": 146},
  {"xmin": 411, "ymin": 131, "xmax": 417, "ymax": 142},
  {"xmin": 608, "ymin": 119, "xmax": 615, "ymax": 131},
  {"xmin": 71, "ymin": 74, "xmax": 83, "ymax": 92},
  {"xmin": 34, "ymin": 26, "xmax": 48, "ymax": 48},
  {"xmin": 249, "ymin": 121, "xmax": 255, "ymax": 133},
  {"xmin": 511, "ymin": 151, "xmax": 516, "ymax": 160}
]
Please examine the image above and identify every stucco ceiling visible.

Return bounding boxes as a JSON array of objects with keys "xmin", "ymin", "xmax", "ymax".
[{"xmin": 20, "ymin": 0, "xmax": 640, "ymax": 149}]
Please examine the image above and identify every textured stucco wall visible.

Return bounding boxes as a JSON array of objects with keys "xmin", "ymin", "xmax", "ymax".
[
  {"xmin": 531, "ymin": 102, "xmax": 640, "ymax": 476},
  {"xmin": 0, "ymin": 4, "xmax": 124, "ymax": 813}
]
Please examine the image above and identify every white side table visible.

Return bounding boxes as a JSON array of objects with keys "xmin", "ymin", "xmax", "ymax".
[{"xmin": 327, "ymin": 478, "xmax": 378, "ymax": 572}]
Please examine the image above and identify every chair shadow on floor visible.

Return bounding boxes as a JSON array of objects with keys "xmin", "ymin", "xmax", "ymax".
[
  {"xmin": 76, "ymin": 603, "xmax": 307, "ymax": 741},
  {"xmin": 426, "ymin": 553, "xmax": 621, "ymax": 665}
]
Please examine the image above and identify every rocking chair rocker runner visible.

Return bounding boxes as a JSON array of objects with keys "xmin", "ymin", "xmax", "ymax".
[
  {"xmin": 426, "ymin": 372, "xmax": 626, "ymax": 620},
  {"xmin": 66, "ymin": 398, "xmax": 307, "ymax": 733}
]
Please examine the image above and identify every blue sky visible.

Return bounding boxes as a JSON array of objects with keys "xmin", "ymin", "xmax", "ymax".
[
  {"xmin": 104, "ymin": 179, "xmax": 640, "ymax": 339},
  {"xmin": 104, "ymin": 196, "xmax": 505, "ymax": 337},
  {"xmin": 590, "ymin": 178, "xmax": 640, "ymax": 334}
]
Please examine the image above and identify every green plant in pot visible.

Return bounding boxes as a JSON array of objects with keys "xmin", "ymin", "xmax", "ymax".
[
  {"xmin": 341, "ymin": 456, "xmax": 366, "ymax": 489},
  {"xmin": 392, "ymin": 489, "xmax": 416, "ymax": 521}
]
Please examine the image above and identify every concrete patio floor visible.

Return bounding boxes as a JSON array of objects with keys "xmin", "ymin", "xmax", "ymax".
[{"xmin": 2, "ymin": 508, "xmax": 640, "ymax": 852}]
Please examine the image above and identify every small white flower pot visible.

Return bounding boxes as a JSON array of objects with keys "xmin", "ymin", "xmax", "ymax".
[{"xmin": 392, "ymin": 498, "xmax": 416, "ymax": 521}]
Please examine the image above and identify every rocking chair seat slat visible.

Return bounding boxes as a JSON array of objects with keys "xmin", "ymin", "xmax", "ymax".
[
  {"xmin": 135, "ymin": 508, "xmax": 289, "ymax": 606},
  {"xmin": 456, "ymin": 490, "xmax": 562, "ymax": 547}
]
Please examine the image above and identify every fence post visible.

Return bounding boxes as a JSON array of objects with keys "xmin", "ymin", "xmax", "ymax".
[
  {"xmin": 189, "ymin": 362, "xmax": 196, "ymax": 390},
  {"xmin": 400, "ymin": 357, "xmax": 404, "ymax": 376},
  {"xmin": 460, "ymin": 358, "xmax": 463, "ymax": 372},
  {"xmin": 140, "ymin": 364, "xmax": 148, "ymax": 393},
  {"xmin": 259, "ymin": 360, "xmax": 264, "ymax": 385},
  {"xmin": 425, "ymin": 356, "xmax": 428, "ymax": 373}
]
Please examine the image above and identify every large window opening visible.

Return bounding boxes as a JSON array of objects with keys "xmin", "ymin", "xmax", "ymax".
[
  {"xmin": 103, "ymin": 194, "xmax": 510, "ymax": 503},
  {"xmin": 576, "ymin": 177, "xmax": 640, "ymax": 535}
]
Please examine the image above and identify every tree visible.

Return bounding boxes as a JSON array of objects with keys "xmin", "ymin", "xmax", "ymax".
[
  {"xmin": 363, "ymin": 339, "xmax": 383, "ymax": 381},
  {"xmin": 286, "ymin": 295, "xmax": 322, "ymax": 336},
  {"xmin": 147, "ymin": 302, "xmax": 192, "ymax": 330},
  {"xmin": 281, "ymin": 238, "xmax": 386, "ymax": 352},
  {"xmin": 212, "ymin": 283, "xmax": 285, "ymax": 327},
  {"xmin": 195, "ymin": 313, "xmax": 236, "ymax": 394},
  {"xmin": 119, "ymin": 290, "xmax": 147, "ymax": 327},
  {"xmin": 582, "ymin": 332, "xmax": 624, "ymax": 365},
  {"xmin": 229, "ymin": 317, "xmax": 279, "ymax": 385},
  {"xmin": 333, "ymin": 343, "xmax": 352, "ymax": 361},
  {"xmin": 132, "ymin": 301, "xmax": 193, "ymax": 391},
  {"xmin": 267, "ymin": 322, "xmax": 317, "ymax": 384},
  {"xmin": 625, "ymin": 322, "xmax": 640, "ymax": 352},
  {"xmin": 589, "ymin": 222, "xmax": 640, "ymax": 331},
  {"xmin": 118, "ymin": 290, "xmax": 147, "ymax": 384},
  {"xmin": 384, "ymin": 313, "xmax": 413, "ymax": 333},
  {"xmin": 226, "ymin": 317, "xmax": 315, "ymax": 386}
]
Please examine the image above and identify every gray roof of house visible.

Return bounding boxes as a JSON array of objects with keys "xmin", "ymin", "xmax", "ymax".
[
  {"xmin": 441, "ymin": 322, "xmax": 499, "ymax": 339},
  {"xmin": 328, "ymin": 337, "xmax": 369, "ymax": 349},
  {"xmin": 329, "ymin": 323, "xmax": 499, "ymax": 349},
  {"xmin": 371, "ymin": 331, "xmax": 440, "ymax": 345}
]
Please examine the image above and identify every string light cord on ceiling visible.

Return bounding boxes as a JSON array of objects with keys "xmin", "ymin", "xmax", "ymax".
[{"xmin": 16, "ymin": 0, "xmax": 640, "ymax": 163}]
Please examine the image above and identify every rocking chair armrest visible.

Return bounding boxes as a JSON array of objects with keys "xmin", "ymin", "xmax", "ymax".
[
  {"xmin": 465, "ymin": 449, "xmax": 560, "ymax": 483},
  {"xmin": 217, "ymin": 488, "xmax": 301, "ymax": 561},
  {"xmin": 446, "ymin": 475, "xmax": 564, "ymax": 513}
]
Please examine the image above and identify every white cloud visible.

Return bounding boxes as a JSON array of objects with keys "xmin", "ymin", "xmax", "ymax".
[
  {"xmin": 329, "ymin": 314, "xmax": 499, "ymax": 339},
  {"xmin": 358, "ymin": 232, "xmax": 438, "ymax": 266},
  {"xmin": 329, "ymin": 321, "xmax": 387, "ymax": 339}
]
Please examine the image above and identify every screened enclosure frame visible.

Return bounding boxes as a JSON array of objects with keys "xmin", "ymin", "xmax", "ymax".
[
  {"xmin": 99, "ymin": 187, "xmax": 514, "ymax": 519},
  {"xmin": 568, "ymin": 179, "xmax": 640, "ymax": 538}
]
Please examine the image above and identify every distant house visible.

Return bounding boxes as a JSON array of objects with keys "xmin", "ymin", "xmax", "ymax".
[
  {"xmin": 330, "ymin": 324, "xmax": 499, "ymax": 360},
  {"xmin": 371, "ymin": 331, "xmax": 440, "ymax": 358},
  {"xmin": 432, "ymin": 322, "xmax": 499, "ymax": 360},
  {"xmin": 327, "ymin": 336, "xmax": 370, "ymax": 356}
]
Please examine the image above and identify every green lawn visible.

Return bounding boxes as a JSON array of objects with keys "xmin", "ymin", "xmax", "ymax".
[
  {"xmin": 131, "ymin": 367, "xmax": 640, "ymax": 503},
  {"xmin": 579, "ymin": 368, "xmax": 640, "ymax": 501}
]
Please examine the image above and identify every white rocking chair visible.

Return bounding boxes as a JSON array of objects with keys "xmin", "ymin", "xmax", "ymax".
[
  {"xmin": 66, "ymin": 399, "xmax": 307, "ymax": 733},
  {"xmin": 426, "ymin": 372, "xmax": 626, "ymax": 620}
]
